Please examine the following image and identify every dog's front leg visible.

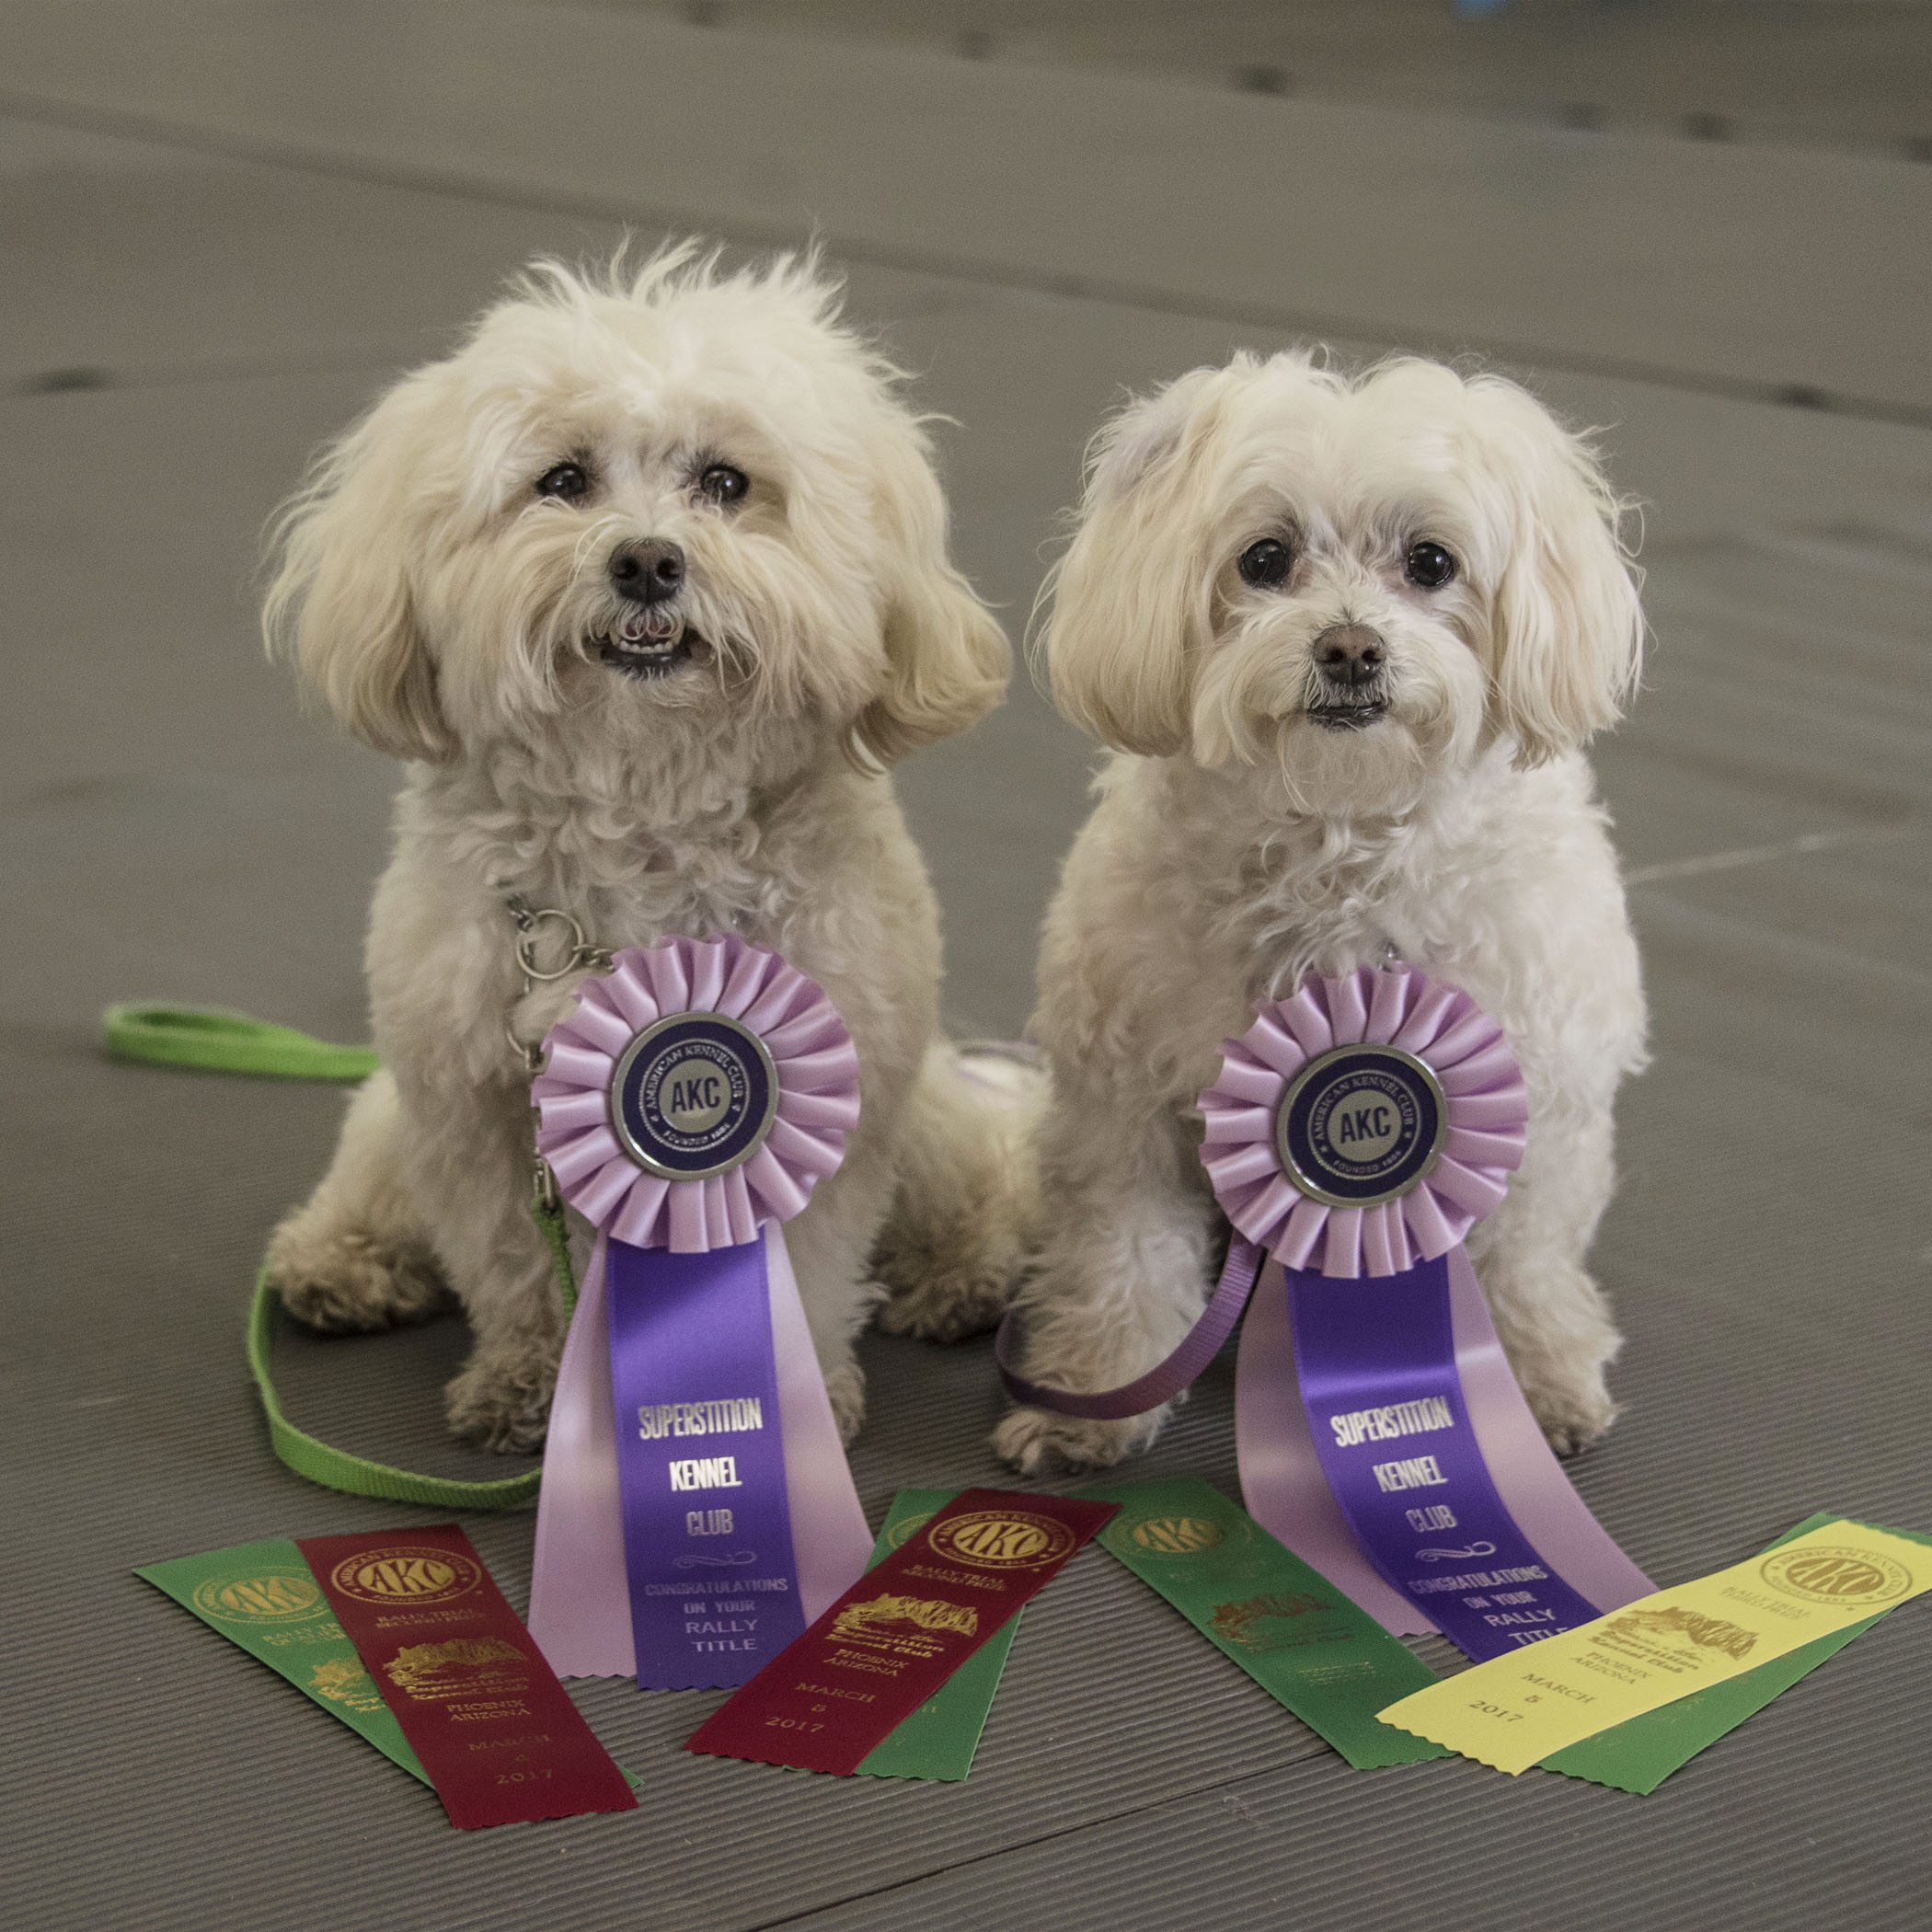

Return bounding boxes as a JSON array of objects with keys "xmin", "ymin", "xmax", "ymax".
[
  {"xmin": 404, "ymin": 1074, "xmax": 569, "ymax": 1455},
  {"xmin": 993, "ymin": 1080, "xmax": 1219, "ymax": 1473},
  {"xmin": 267, "ymin": 1067, "xmax": 451, "ymax": 1332},
  {"xmin": 1465, "ymin": 1099, "xmax": 1624, "ymax": 1456}
]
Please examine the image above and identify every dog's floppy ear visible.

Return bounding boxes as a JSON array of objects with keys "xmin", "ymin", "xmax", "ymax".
[
  {"xmin": 850, "ymin": 411, "xmax": 1009, "ymax": 767},
  {"xmin": 1039, "ymin": 371, "xmax": 1221, "ymax": 756},
  {"xmin": 1476, "ymin": 379, "xmax": 1644, "ymax": 767},
  {"xmin": 263, "ymin": 385, "xmax": 454, "ymax": 765}
]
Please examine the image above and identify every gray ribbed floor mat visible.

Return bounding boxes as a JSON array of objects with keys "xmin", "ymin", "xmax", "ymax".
[{"xmin": 6, "ymin": 514, "xmax": 1929, "ymax": 1930}]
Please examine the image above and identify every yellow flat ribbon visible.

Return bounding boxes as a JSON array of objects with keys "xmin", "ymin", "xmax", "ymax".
[{"xmin": 1377, "ymin": 1518, "xmax": 1930, "ymax": 1774}]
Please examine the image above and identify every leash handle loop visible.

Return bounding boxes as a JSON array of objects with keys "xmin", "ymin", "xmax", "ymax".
[
  {"xmin": 105, "ymin": 1002, "xmax": 579, "ymax": 1507},
  {"xmin": 102, "ymin": 1004, "xmax": 379, "ymax": 1082}
]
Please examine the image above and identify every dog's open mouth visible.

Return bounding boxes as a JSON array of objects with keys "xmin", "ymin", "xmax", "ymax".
[
  {"xmin": 595, "ymin": 602, "xmax": 698, "ymax": 678},
  {"xmin": 1305, "ymin": 697, "xmax": 1389, "ymax": 731}
]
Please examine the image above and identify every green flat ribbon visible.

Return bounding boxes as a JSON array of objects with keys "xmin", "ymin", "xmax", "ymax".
[
  {"xmin": 1537, "ymin": 1512, "xmax": 1932, "ymax": 1793},
  {"xmin": 102, "ymin": 1004, "xmax": 379, "ymax": 1081},
  {"xmin": 137, "ymin": 1537, "xmax": 641, "ymax": 1791},
  {"xmin": 853, "ymin": 1489, "xmax": 1024, "ymax": 1781},
  {"xmin": 1083, "ymin": 1476, "xmax": 1447, "ymax": 1769},
  {"xmin": 137, "ymin": 1537, "xmax": 431, "ymax": 1782}
]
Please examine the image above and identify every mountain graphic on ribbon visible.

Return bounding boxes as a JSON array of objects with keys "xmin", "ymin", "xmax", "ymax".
[{"xmin": 526, "ymin": 937, "xmax": 875, "ymax": 1690}]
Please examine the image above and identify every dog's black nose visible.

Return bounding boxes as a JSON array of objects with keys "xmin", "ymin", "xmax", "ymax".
[
  {"xmin": 609, "ymin": 538, "xmax": 685, "ymax": 604},
  {"xmin": 1313, "ymin": 624, "xmax": 1386, "ymax": 688}
]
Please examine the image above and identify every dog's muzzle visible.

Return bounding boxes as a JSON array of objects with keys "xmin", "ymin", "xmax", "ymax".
[
  {"xmin": 1305, "ymin": 623, "xmax": 1390, "ymax": 730},
  {"xmin": 597, "ymin": 537, "xmax": 699, "ymax": 676}
]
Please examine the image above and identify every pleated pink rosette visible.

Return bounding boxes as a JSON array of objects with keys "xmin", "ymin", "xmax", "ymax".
[
  {"xmin": 1199, "ymin": 966, "xmax": 1528, "ymax": 1279},
  {"xmin": 532, "ymin": 936, "xmax": 859, "ymax": 1249}
]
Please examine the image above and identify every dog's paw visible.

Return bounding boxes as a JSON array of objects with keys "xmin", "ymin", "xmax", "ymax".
[
  {"xmin": 874, "ymin": 1264, "xmax": 1014, "ymax": 1343},
  {"xmin": 871, "ymin": 1206, "xmax": 1024, "ymax": 1343},
  {"xmin": 1524, "ymin": 1372, "xmax": 1618, "ymax": 1458},
  {"xmin": 992, "ymin": 1404, "xmax": 1166, "ymax": 1475},
  {"xmin": 268, "ymin": 1225, "xmax": 449, "ymax": 1335},
  {"xmin": 443, "ymin": 1351, "xmax": 556, "ymax": 1455}
]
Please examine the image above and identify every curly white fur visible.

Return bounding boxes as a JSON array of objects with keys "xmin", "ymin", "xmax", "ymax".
[
  {"xmin": 997, "ymin": 351, "xmax": 1650, "ymax": 1474},
  {"xmin": 262, "ymin": 246, "xmax": 1022, "ymax": 1452}
]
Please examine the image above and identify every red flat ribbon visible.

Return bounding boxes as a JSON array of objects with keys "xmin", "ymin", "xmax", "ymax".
[
  {"xmin": 684, "ymin": 1487, "xmax": 1117, "ymax": 1775},
  {"xmin": 297, "ymin": 1524, "xmax": 636, "ymax": 1829}
]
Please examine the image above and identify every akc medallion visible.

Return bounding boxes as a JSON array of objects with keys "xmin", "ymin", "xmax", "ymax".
[
  {"xmin": 190, "ymin": 1568, "xmax": 328, "ymax": 1626},
  {"xmin": 328, "ymin": 1547, "xmax": 482, "ymax": 1608},
  {"xmin": 1758, "ymin": 1546, "xmax": 1913, "ymax": 1606},
  {"xmin": 1276, "ymin": 1043, "xmax": 1447, "ymax": 1208},
  {"xmin": 611, "ymin": 1012, "xmax": 778, "ymax": 1180}
]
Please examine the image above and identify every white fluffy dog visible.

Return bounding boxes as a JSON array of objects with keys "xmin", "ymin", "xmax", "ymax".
[
  {"xmin": 263, "ymin": 247, "xmax": 1020, "ymax": 1453},
  {"xmin": 996, "ymin": 351, "xmax": 1648, "ymax": 1474}
]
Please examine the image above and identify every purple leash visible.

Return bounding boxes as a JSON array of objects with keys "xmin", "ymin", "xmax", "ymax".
[{"xmin": 995, "ymin": 1236, "xmax": 1262, "ymax": 1420}]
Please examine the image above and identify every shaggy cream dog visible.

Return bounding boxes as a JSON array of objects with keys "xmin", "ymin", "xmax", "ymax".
[
  {"xmin": 264, "ymin": 247, "xmax": 1020, "ymax": 1453},
  {"xmin": 997, "ymin": 351, "xmax": 1648, "ymax": 1474}
]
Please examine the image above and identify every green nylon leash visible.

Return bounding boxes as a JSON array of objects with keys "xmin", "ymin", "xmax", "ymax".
[
  {"xmin": 243, "ymin": 1195, "xmax": 576, "ymax": 1512},
  {"xmin": 102, "ymin": 1004, "xmax": 380, "ymax": 1081},
  {"xmin": 108, "ymin": 1002, "xmax": 573, "ymax": 1512}
]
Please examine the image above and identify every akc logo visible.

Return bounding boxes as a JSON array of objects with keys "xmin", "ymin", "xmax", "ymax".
[
  {"xmin": 612, "ymin": 1013, "xmax": 778, "ymax": 1179},
  {"xmin": 190, "ymin": 1570, "xmax": 328, "ymax": 1625},
  {"xmin": 328, "ymin": 1547, "xmax": 482, "ymax": 1607},
  {"xmin": 1758, "ymin": 1546, "xmax": 1912, "ymax": 1607},
  {"xmin": 1118, "ymin": 1514, "xmax": 1230, "ymax": 1558},
  {"xmin": 926, "ymin": 1511, "xmax": 1077, "ymax": 1570},
  {"xmin": 1276, "ymin": 1043, "xmax": 1447, "ymax": 1208}
]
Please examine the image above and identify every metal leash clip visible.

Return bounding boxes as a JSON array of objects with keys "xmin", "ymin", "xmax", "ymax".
[{"xmin": 503, "ymin": 894, "xmax": 615, "ymax": 1075}]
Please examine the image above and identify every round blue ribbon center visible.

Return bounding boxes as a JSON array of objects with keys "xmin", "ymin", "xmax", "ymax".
[
  {"xmin": 1275, "ymin": 1042, "xmax": 1448, "ymax": 1208},
  {"xmin": 610, "ymin": 1013, "xmax": 779, "ymax": 1180}
]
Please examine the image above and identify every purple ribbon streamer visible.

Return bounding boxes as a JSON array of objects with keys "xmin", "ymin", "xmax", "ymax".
[
  {"xmin": 604, "ymin": 1235, "xmax": 805, "ymax": 1690},
  {"xmin": 527, "ymin": 1225, "xmax": 873, "ymax": 1685},
  {"xmin": 1237, "ymin": 1238, "xmax": 1654, "ymax": 1653},
  {"xmin": 1284, "ymin": 1251, "xmax": 1605, "ymax": 1661}
]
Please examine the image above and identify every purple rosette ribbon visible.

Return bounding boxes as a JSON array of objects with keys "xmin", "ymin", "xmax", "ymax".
[
  {"xmin": 525, "ymin": 937, "xmax": 873, "ymax": 1689},
  {"xmin": 1201, "ymin": 966, "xmax": 1653, "ymax": 1658}
]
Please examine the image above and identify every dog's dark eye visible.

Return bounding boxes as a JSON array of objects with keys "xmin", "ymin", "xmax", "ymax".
[
  {"xmin": 1405, "ymin": 540, "xmax": 1456, "ymax": 590},
  {"xmin": 1237, "ymin": 538, "xmax": 1292, "ymax": 588},
  {"xmin": 697, "ymin": 464, "xmax": 749, "ymax": 507},
  {"xmin": 535, "ymin": 463, "xmax": 590, "ymax": 502}
]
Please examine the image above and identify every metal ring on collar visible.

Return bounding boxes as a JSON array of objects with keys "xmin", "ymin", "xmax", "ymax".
[{"xmin": 515, "ymin": 907, "xmax": 593, "ymax": 982}]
